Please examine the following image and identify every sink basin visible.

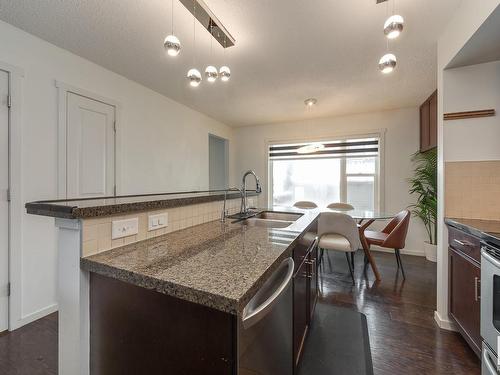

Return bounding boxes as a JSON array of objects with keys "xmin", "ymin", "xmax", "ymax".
[
  {"xmin": 253, "ymin": 211, "xmax": 303, "ymax": 221},
  {"xmin": 234, "ymin": 211, "xmax": 303, "ymax": 228},
  {"xmin": 243, "ymin": 217, "xmax": 294, "ymax": 228}
]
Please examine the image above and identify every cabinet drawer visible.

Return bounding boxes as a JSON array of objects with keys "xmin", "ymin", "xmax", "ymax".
[{"xmin": 448, "ymin": 226, "xmax": 481, "ymax": 263}]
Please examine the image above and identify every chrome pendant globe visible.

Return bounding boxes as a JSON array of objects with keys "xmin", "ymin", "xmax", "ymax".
[
  {"xmin": 164, "ymin": 35, "xmax": 181, "ymax": 57},
  {"xmin": 219, "ymin": 66, "xmax": 231, "ymax": 82},
  {"xmin": 187, "ymin": 68, "xmax": 202, "ymax": 87},
  {"xmin": 383, "ymin": 15, "xmax": 404, "ymax": 39},
  {"xmin": 379, "ymin": 53, "xmax": 397, "ymax": 74},
  {"xmin": 205, "ymin": 66, "xmax": 218, "ymax": 82}
]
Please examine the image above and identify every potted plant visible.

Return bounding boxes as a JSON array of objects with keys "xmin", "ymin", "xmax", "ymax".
[{"xmin": 408, "ymin": 148, "xmax": 437, "ymax": 262}]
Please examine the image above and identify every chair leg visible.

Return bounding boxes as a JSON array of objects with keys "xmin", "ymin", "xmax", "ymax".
[
  {"xmin": 395, "ymin": 249, "xmax": 406, "ymax": 279},
  {"xmin": 345, "ymin": 252, "xmax": 355, "ymax": 285}
]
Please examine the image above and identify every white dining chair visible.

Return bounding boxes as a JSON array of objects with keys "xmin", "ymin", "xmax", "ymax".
[
  {"xmin": 327, "ymin": 202, "xmax": 354, "ymax": 211},
  {"xmin": 293, "ymin": 201, "xmax": 318, "ymax": 209},
  {"xmin": 318, "ymin": 212, "xmax": 361, "ymax": 284}
]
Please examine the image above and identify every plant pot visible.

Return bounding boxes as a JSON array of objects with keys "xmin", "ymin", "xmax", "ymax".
[{"xmin": 424, "ymin": 241, "xmax": 437, "ymax": 262}]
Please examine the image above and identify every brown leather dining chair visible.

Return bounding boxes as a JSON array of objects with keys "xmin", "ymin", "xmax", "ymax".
[{"xmin": 364, "ymin": 210, "xmax": 411, "ymax": 278}]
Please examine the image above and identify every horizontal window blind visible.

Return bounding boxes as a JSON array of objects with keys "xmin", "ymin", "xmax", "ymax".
[{"xmin": 269, "ymin": 138, "xmax": 379, "ymax": 160}]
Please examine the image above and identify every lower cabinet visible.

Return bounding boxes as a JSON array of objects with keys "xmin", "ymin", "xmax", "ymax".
[
  {"xmin": 292, "ymin": 231, "xmax": 319, "ymax": 369},
  {"xmin": 448, "ymin": 245, "xmax": 481, "ymax": 356}
]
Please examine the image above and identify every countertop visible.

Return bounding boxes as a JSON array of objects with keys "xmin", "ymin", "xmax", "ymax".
[
  {"xmin": 445, "ymin": 217, "xmax": 500, "ymax": 247},
  {"xmin": 81, "ymin": 208, "xmax": 319, "ymax": 316},
  {"xmin": 25, "ymin": 190, "xmax": 257, "ymax": 219}
]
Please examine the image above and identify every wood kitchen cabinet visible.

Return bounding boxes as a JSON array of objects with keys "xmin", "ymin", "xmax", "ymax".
[
  {"xmin": 292, "ymin": 230, "xmax": 319, "ymax": 369},
  {"xmin": 448, "ymin": 227, "xmax": 481, "ymax": 357},
  {"xmin": 420, "ymin": 90, "xmax": 437, "ymax": 152}
]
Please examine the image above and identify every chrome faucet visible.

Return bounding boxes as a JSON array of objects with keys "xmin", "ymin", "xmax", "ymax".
[
  {"xmin": 241, "ymin": 170, "xmax": 262, "ymax": 215},
  {"xmin": 220, "ymin": 187, "xmax": 243, "ymax": 222}
]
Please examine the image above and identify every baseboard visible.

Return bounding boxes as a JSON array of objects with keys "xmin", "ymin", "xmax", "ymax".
[
  {"xmin": 434, "ymin": 310, "xmax": 458, "ymax": 331},
  {"xmin": 370, "ymin": 247, "xmax": 425, "ymax": 257},
  {"xmin": 10, "ymin": 303, "xmax": 58, "ymax": 331}
]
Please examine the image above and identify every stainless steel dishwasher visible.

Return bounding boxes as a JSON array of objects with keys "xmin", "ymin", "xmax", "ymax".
[{"xmin": 238, "ymin": 257, "xmax": 294, "ymax": 375}]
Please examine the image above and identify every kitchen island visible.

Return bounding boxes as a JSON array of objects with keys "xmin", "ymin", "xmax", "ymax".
[{"xmin": 26, "ymin": 192, "xmax": 319, "ymax": 374}]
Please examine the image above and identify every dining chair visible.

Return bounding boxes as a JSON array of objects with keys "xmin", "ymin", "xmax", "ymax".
[
  {"xmin": 364, "ymin": 210, "xmax": 411, "ymax": 278},
  {"xmin": 327, "ymin": 202, "xmax": 355, "ymax": 211},
  {"xmin": 318, "ymin": 212, "xmax": 361, "ymax": 284},
  {"xmin": 293, "ymin": 201, "xmax": 318, "ymax": 209}
]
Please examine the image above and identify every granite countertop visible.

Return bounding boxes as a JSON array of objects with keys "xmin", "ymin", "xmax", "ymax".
[
  {"xmin": 25, "ymin": 190, "xmax": 257, "ymax": 219},
  {"xmin": 81, "ymin": 208, "xmax": 320, "ymax": 316},
  {"xmin": 445, "ymin": 217, "xmax": 500, "ymax": 247}
]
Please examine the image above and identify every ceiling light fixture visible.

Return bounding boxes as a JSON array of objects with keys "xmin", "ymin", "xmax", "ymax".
[
  {"xmin": 384, "ymin": 14, "xmax": 404, "ymax": 39},
  {"xmin": 379, "ymin": 53, "xmax": 397, "ymax": 74},
  {"xmin": 219, "ymin": 35, "xmax": 231, "ymax": 82},
  {"xmin": 205, "ymin": 22, "xmax": 218, "ymax": 83},
  {"xmin": 297, "ymin": 99, "xmax": 324, "ymax": 154},
  {"xmin": 187, "ymin": 0, "xmax": 202, "ymax": 87},
  {"xmin": 164, "ymin": 0, "xmax": 181, "ymax": 56}
]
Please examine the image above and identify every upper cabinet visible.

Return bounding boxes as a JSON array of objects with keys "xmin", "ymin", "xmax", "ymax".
[{"xmin": 420, "ymin": 90, "xmax": 437, "ymax": 152}]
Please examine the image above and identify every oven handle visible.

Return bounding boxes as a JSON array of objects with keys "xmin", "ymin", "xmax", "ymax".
[
  {"xmin": 482, "ymin": 247, "xmax": 500, "ymax": 268},
  {"xmin": 483, "ymin": 347, "xmax": 499, "ymax": 375}
]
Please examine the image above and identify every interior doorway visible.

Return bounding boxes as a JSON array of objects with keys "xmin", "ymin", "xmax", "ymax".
[
  {"xmin": 208, "ymin": 134, "xmax": 228, "ymax": 191},
  {"xmin": 0, "ymin": 69, "xmax": 9, "ymax": 332}
]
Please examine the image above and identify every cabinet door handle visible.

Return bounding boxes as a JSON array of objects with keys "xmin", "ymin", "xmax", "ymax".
[
  {"xmin": 474, "ymin": 277, "xmax": 481, "ymax": 301},
  {"xmin": 454, "ymin": 239, "xmax": 470, "ymax": 247}
]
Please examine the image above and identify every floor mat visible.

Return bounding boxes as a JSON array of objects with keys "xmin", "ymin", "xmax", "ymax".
[{"xmin": 298, "ymin": 303, "xmax": 374, "ymax": 375}]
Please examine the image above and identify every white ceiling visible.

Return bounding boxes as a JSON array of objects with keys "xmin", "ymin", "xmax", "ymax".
[{"xmin": 0, "ymin": 0, "xmax": 461, "ymax": 126}]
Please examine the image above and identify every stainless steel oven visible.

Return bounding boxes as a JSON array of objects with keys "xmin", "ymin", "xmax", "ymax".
[{"xmin": 481, "ymin": 242, "xmax": 500, "ymax": 374}]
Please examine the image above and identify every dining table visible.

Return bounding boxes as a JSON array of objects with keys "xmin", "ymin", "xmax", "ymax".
[{"xmin": 327, "ymin": 208, "xmax": 395, "ymax": 281}]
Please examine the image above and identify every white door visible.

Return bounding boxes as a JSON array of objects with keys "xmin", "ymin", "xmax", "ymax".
[
  {"xmin": 67, "ymin": 93, "xmax": 115, "ymax": 198},
  {"xmin": 0, "ymin": 70, "xmax": 9, "ymax": 332}
]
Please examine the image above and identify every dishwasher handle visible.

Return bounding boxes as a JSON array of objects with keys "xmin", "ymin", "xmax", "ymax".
[{"xmin": 242, "ymin": 257, "xmax": 294, "ymax": 329}]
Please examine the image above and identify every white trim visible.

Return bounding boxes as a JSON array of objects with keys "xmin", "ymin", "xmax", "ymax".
[
  {"xmin": 0, "ymin": 62, "xmax": 25, "ymax": 331},
  {"xmin": 55, "ymin": 81, "xmax": 121, "ymax": 198},
  {"xmin": 434, "ymin": 310, "xmax": 458, "ymax": 331},
  {"xmin": 265, "ymin": 129, "xmax": 387, "ymax": 210},
  {"xmin": 16, "ymin": 303, "xmax": 58, "ymax": 328}
]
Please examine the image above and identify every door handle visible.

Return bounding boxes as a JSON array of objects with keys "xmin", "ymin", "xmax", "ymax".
[
  {"xmin": 474, "ymin": 277, "xmax": 480, "ymax": 301},
  {"xmin": 453, "ymin": 239, "xmax": 471, "ymax": 247},
  {"xmin": 483, "ymin": 347, "xmax": 499, "ymax": 375}
]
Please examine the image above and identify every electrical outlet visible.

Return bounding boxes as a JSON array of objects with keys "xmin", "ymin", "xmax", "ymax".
[
  {"xmin": 148, "ymin": 213, "xmax": 168, "ymax": 231},
  {"xmin": 112, "ymin": 218, "xmax": 139, "ymax": 239}
]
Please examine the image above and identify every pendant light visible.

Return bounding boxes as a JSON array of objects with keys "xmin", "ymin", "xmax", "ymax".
[
  {"xmin": 205, "ymin": 23, "xmax": 218, "ymax": 83},
  {"xmin": 297, "ymin": 99, "xmax": 324, "ymax": 154},
  {"xmin": 187, "ymin": 0, "xmax": 202, "ymax": 87},
  {"xmin": 219, "ymin": 36, "xmax": 231, "ymax": 82},
  {"xmin": 164, "ymin": 0, "xmax": 181, "ymax": 57},
  {"xmin": 379, "ymin": 53, "xmax": 397, "ymax": 74},
  {"xmin": 384, "ymin": 15, "xmax": 404, "ymax": 39}
]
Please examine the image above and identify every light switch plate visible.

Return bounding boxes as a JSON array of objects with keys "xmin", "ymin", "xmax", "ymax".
[
  {"xmin": 148, "ymin": 213, "xmax": 168, "ymax": 231},
  {"xmin": 112, "ymin": 218, "xmax": 139, "ymax": 239}
]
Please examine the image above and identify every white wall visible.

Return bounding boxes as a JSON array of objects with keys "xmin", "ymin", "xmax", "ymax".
[
  {"xmin": 444, "ymin": 61, "xmax": 500, "ymax": 162},
  {"xmin": 436, "ymin": 0, "xmax": 500, "ymax": 330},
  {"xmin": 233, "ymin": 107, "xmax": 428, "ymax": 255},
  {"xmin": 0, "ymin": 20, "xmax": 235, "ymax": 329}
]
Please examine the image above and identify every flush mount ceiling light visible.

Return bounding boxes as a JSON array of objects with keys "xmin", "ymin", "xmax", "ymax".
[
  {"xmin": 304, "ymin": 98, "xmax": 317, "ymax": 107},
  {"xmin": 164, "ymin": 0, "xmax": 181, "ymax": 56},
  {"xmin": 384, "ymin": 14, "xmax": 404, "ymax": 39},
  {"xmin": 297, "ymin": 143, "xmax": 325, "ymax": 154},
  {"xmin": 379, "ymin": 53, "xmax": 397, "ymax": 74},
  {"xmin": 297, "ymin": 99, "xmax": 324, "ymax": 154}
]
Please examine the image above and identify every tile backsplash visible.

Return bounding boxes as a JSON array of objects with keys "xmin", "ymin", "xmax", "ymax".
[
  {"xmin": 445, "ymin": 160, "xmax": 500, "ymax": 220},
  {"xmin": 81, "ymin": 197, "xmax": 257, "ymax": 257}
]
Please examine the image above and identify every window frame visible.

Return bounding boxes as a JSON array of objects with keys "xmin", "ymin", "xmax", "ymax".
[{"xmin": 266, "ymin": 131, "xmax": 385, "ymax": 211}]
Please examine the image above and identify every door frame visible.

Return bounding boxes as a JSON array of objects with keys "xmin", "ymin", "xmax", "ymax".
[
  {"xmin": 55, "ymin": 81, "xmax": 122, "ymax": 198},
  {"xmin": 0, "ymin": 61, "xmax": 24, "ymax": 330}
]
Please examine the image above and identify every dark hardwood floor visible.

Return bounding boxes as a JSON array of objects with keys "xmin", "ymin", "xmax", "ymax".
[
  {"xmin": 0, "ymin": 251, "xmax": 480, "ymax": 374},
  {"xmin": 319, "ymin": 250, "xmax": 480, "ymax": 375}
]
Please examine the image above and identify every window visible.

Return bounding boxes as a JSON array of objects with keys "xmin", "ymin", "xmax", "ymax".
[{"xmin": 269, "ymin": 137, "xmax": 380, "ymax": 210}]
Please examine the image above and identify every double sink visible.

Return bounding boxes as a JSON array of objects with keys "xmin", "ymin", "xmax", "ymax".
[{"xmin": 230, "ymin": 211, "xmax": 303, "ymax": 228}]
